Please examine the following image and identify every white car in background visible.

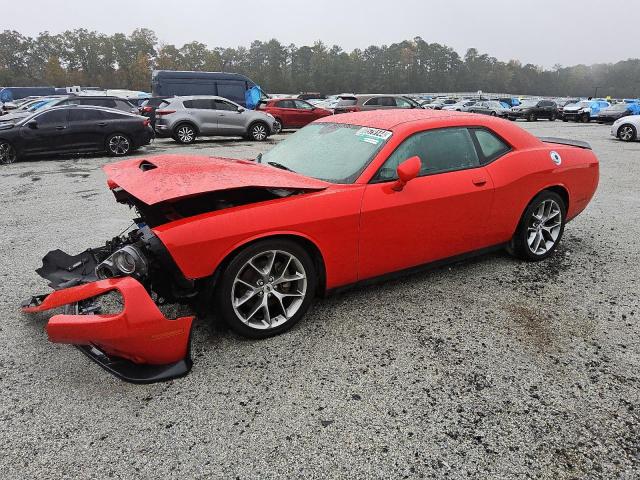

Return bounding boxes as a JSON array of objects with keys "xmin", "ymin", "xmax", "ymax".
[{"xmin": 611, "ymin": 115, "xmax": 640, "ymax": 142}]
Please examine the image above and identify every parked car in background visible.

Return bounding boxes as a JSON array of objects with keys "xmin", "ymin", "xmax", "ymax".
[
  {"xmin": 468, "ymin": 100, "xmax": 510, "ymax": 117},
  {"xmin": 596, "ymin": 103, "xmax": 634, "ymax": 124},
  {"xmin": 423, "ymin": 98, "xmax": 458, "ymax": 110},
  {"xmin": 562, "ymin": 100, "xmax": 610, "ymax": 123},
  {"xmin": 442, "ymin": 100, "xmax": 477, "ymax": 112},
  {"xmin": 497, "ymin": 97, "xmax": 521, "ymax": 108},
  {"xmin": 139, "ymin": 96, "xmax": 173, "ymax": 129},
  {"xmin": 297, "ymin": 93, "xmax": 326, "ymax": 101},
  {"xmin": 508, "ymin": 99, "xmax": 558, "ymax": 121},
  {"xmin": 611, "ymin": 115, "xmax": 640, "ymax": 142},
  {"xmin": 556, "ymin": 99, "xmax": 581, "ymax": 120},
  {"xmin": 257, "ymin": 98, "xmax": 332, "ymax": 130},
  {"xmin": 0, "ymin": 105, "xmax": 153, "ymax": 164},
  {"xmin": 333, "ymin": 94, "xmax": 422, "ymax": 114},
  {"xmin": 154, "ymin": 95, "xmax": 278, "ymax": 143}
]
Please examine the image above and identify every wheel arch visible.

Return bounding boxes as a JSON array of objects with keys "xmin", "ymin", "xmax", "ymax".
[
  {"xmin": 512, "ymin": 185, "xmax": 570, "ymax": 237},
  {"xmin": 207, "ymin": 232, "xmax": 327, "ymax": 297}
]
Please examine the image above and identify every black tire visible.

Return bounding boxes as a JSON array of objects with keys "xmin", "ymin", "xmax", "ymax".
[
  {"xmin": 617, "ymin": 124, "xmax": 637, "ymax": 142},
  {"xmin": 273, "ymin": 118, "xmax": 283, "ymax": 134},
  {"xmin": 562, "ymin": 118, "xmax": 568, "ymax": 122},
  {"xmin": 527, "ymin": 112, "xmax": 537, "ymax": 122},
  {"xmin": 490, "ymin": 111, "xmax": 497, "ymax": 116},
  {"xmin": 106, "ymin": 133, "xmax": 132, "ymax": 156},
  {"xmin": 549, "ymin": 113, "xmax": 557, "ymax": 121},
  {"xmin": 508, "ymin": 191, "xmax": 566, "ymax": 261},
  {"xmin": 173, "ymin": 123, "xmax": 197, "ymax": 144},
  {"xmin": 581, "ymin": 113, "xmax": 590, "ymax": 123},
  {"xmin": 248, "ymin": 122, "xmax": 269, "ymax": 141},
  {"xmin": 213, "ymin": 238, "xmax": 317, "ymax": 339},
  {"xmin": 0, "ymin": 140, "xmax": 18, "ymax": 164}
]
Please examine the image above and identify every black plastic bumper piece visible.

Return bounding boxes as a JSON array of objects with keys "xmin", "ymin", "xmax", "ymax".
[{"xmin": 76, "ymin": 344, "xmax": 192, "ymax": 384}]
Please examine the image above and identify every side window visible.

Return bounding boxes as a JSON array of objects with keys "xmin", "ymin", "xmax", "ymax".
[
  {"xmin": 395, "ymin": 97, "xmax": 413, "ymax": 108},
  {"xmin": 214, "ymin": 100, "xmax": 237, "ymax": 111},
  {"xmin": 114, "ymin": 100, "xmax": 132, "ymax": 110},
  {"xmin": 276, "ymin": 100, "xmax": 295, "ymax": 108},
  {"xmin": 379, "ymin": 97, "xmax": 395, "ymax": 107},
  {"xmin": 216, "ymin": 83, "xmax": 245, "ymax": 103},
  {"xmin": 294, "ymin": 100, "xmax": 314, "ymax": 110},
  {"xmin": 374, "ymin": 128, "xmax": 480, "ymax": 182},
  {"xmin": 69, "ymin": 109, "xmax": 104, "ymax": 122},
  {"xmin": 472, "ymin": 129, "xmax": 511, "ymax": 164},
  {"xmin": 35, "ymin": 109, "xmax": 68, "ymax": 125},
  {"xmin": 364, "ymin": 97, "xmax": 379, "ymax": 106},
  {"xmin": 184, "ymin": 99, "xmax": 214, "ymax": 109}
]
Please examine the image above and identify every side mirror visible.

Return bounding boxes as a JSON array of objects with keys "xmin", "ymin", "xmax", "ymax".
[
  {"xmin": 237, "ymin": 106, "xmax": 245, "ymax": 113},
  {"xmin": 26, "ymin": 120, "xmax": 38, "ymax": 129},
  {"xmin": 392, "ymin": 156, "xmax": 421, "ymax": 191}
]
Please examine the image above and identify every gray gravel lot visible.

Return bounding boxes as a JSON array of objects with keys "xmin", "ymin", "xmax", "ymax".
[{"xmin": 1, "ymin": 122, "xmax": 639, "ymax": 479}]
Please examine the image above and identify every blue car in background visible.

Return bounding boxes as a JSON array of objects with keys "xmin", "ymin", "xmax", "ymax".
[{"xmin": 562, "ymin": 99, "xmax": 610, "ymax": 122}]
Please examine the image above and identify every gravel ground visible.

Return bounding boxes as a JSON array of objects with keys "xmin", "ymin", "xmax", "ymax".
[{"xmin": 0, "ymin": 122, "xmax": 638, "ymax": 479}]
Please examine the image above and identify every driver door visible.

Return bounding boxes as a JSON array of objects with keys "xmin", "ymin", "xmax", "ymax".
[
  {"xmin": 19, "ymin": 109, "xmax": 69, "ymax": 155},
  {"xmin": 358, "ymin": 127, "xmax": 495, "ymax": 280}
]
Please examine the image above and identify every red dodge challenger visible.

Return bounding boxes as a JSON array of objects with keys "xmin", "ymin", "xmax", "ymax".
[{"xmin": 23, "ymin": 110, "xmax": 599, "ymax": 383}]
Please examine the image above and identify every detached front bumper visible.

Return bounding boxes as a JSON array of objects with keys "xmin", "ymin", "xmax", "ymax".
[{"xmin": 22, "ymin": 277, "xmax": 194, "ymax": 383}]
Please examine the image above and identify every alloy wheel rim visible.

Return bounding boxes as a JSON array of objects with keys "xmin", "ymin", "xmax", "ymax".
[
  {"xmin": 109, "ymin": 135, "xmax": 130, "ymax": 155},
  {"xmin": 231, "ymin": 250, "xmax": 307, "ymax": 330},
  {"xmin": 620, "ymin": 126, "xmax": 633, "ymax": 141},
  {"xmin": 527, "ymin": 199, "xmax": 562, "ymax": 255},
  {"xmin": 0, "ymin": 142, "xmax": 16, "ymax": 164},
  {"xmin": 273, "ymin": 121, "xmax": 282, "ymax": 134},
  {"xmin": 252, "ymin": 125, "xmax": 267, "ymax": 140},
  {"xmin": 178, "ymin": 126, "xmax": 194, "ymax": 142}
]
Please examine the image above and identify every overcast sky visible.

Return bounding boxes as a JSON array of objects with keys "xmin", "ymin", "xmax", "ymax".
[{"xmin": 2, "ymin": 0, "xmax": 634, "ymax": 67}]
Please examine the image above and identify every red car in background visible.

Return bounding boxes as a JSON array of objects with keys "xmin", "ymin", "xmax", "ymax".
[
  {"xmin": 23, "ymin": 110, "xmax": 599, "ymax": 383},
  {"xmin": 257, "ymin": 98, "xmax": 332, "ymax": 131}
]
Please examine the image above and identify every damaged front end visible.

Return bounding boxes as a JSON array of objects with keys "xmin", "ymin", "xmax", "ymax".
[
  {"xmin": 22, "ymin": 154, "xmax": 329, "ymax": 383},
  {"xmin": 22, "ymin": 222, "xmax": 198, "ymax": 383}
]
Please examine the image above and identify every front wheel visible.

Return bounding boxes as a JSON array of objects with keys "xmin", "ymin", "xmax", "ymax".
[
  {"xmin": 106, "ymin": 134, "xmax": 132, "ymax": 156},
  {"xmin": 549, "ymin": 113, "xmax": 557, "ymax": 121},
  {"xmin": 0, "ymin": 141, "xmax": 18, "ymax": 164},
  {"xmin": 509, "ymin": 191, "xmax": 566, "ymax": 261},
  {"xmin": 527, "ymin": 113, "xmax": 537, "ymax": 122},
  {"xmin": 581, "ymin": 113, "xmax": 590, "ymax": 123},
  {"xmin": 618, "ymin": 124, "xmax": 637, "ymax": 142},
  {"xmin": 248, "ymin": 122, "xmax": 269, "ymax": 141},
  {"xmin": 213, "ymin": 239, "xmax": 317, "ymax": 339}
]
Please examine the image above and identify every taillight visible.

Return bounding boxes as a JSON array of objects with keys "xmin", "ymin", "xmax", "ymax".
[
  {"xmin": 143, "ymin": 118, "xmax": 150, "ymax": 127},
  {"xmin": 142, "ymin": 106, "xmax": 153, "ymax": 112},
  {"xmin": 156, "ymin": 109, "xmax": 176, "ymax": 116}
]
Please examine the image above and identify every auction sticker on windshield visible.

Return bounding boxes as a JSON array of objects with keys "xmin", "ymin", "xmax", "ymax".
[{"xmin": 356, "ymin": 127, "xmax": 392, "ymax": 145}]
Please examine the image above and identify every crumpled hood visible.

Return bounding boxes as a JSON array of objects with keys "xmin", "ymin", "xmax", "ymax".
[{"xmin": 103, "ymin": 154, "xmax": 330, "ymax": 205}]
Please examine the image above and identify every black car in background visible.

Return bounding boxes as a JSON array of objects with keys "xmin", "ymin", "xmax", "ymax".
[
  {"xmin": 508, "ymin": 99, "xmax": 558, "ymax": 121},
  {"xmin": 0, "ymin": 105, "xmax": 153, "ymax": 164},
  {"xmin": 596, "ymin": 103, "xmax": 633, "ymax": 124}
]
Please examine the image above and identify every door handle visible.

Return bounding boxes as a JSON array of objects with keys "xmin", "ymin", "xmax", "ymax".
[
  {"xmin": 55, "ymin": 125, "xmax": 66, "ymax": 130},
  {"xmin": 97, "ymin": 122, "xmax": 107, "ymax": 127},
  {"xmin": 472, "ymin": 177, "xmax": 487, "ymax": 186}
]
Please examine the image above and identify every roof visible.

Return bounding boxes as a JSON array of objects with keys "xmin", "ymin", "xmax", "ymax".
[{"xmin": 316, "ymin": 109, "xmax": 476, "ymax": 130}]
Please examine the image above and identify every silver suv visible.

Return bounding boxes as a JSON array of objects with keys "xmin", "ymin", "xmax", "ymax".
[{"xmin": 155, "ymin": 96, "xmax": 279, "ymax": 143}]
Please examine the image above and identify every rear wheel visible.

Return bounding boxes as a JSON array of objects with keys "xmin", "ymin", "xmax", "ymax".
[
  {"xmin": 617, "ymin": 124, "xmax": 637, "ymax": 142},
  {"xmin": 106, "ymin": 134, "xmax": 132, "ymax": 156},
  {"xmin": 213, "ymin": 239, "xmax": 317, "ymax": 339},
  {"xmin": 273, "ymin": 118, "xmax": 282, "ymax": 134},
  {"xmin": 0, "ymin": 141, "xmax": 17, "ymax": 164},
  {"xmin": 173, "ymin": 123, "xmax": 197, "ymax": 144},
  {"xmin": 509, "ymin": 191, "xmax": 566, "ymax": 261},
  {"xmin": 248, "ymin": 122, "xmax": 269, "ymax": 141}
]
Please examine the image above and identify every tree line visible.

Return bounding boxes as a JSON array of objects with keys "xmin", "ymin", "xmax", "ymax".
[{"xmin": 1, "ymin": 28, "xmax": 639, "ymax": 98}]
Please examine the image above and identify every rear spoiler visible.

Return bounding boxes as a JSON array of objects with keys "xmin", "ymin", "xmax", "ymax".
[{"xmin": 538, "ymin": 137, "xmax": 592, "ymax": 150}]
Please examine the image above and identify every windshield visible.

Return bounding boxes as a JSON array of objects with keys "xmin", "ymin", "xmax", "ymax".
[
  {"xmin": 575, "ymin": 101, "xmax": 591, "ymax": 108},
  {"xmin": 259, "ymin": 123, "xmax": 391, "ymax": 183}
]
